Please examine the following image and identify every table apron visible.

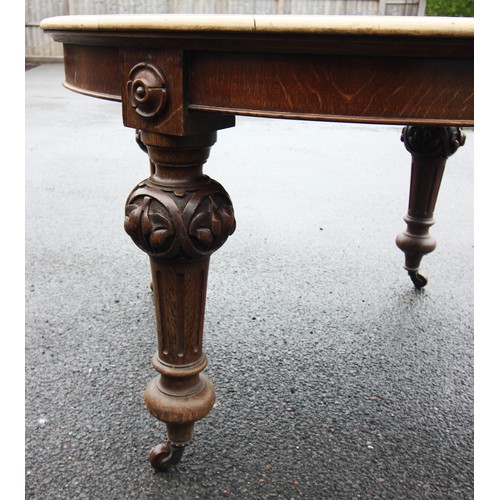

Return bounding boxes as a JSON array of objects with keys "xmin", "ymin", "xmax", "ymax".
[
  {"xmin": 61, "ymin": 44, "xmax": 473, "ymax": 127},
  {"xmin": 188, "ymin": 51, "xmax": 473, "ymax": 126}
]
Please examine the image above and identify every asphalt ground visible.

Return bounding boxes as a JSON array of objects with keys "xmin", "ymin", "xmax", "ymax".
[{"xmin": 25, "ymin": 63, "xmax": 474, "ymax": 499}]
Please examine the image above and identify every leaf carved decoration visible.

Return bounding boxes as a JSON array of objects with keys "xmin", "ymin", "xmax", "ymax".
[
  {"xmin": 125, "ymin": 196, "xmax": 177, "ymax": 255},
  {"xmin": 124, "ymin": 181, "xmax": 235, "ymax": 259},
  {"xmin": 401, "ymin": 126, "xmax": 465, "ymax": 158}
]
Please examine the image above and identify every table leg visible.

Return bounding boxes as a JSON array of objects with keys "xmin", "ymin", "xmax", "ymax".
[
  {"xmin": 124, "ymin": 130, "xmax": 236, "ymax": 470},
  {"xmin": 396, "ymin": 126, "xmax": 465, "ymax": 288},
  {"xmin": 135, "ymin": 129, "xmax": 155, "ymax": 176}
]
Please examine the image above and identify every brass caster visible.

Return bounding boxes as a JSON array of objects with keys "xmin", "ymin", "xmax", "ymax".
[
  {"xmin": 149, "ymin": 442, "xmax": 184, "ymax": 471},
  {"xmin": 408, "ymin": 270, "xmax": 428, "ymax": 289}
]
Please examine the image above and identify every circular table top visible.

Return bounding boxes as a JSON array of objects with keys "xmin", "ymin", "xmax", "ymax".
[{"xmin": 41, "ymin": 14, "xmax": 473, "ymax": 38}]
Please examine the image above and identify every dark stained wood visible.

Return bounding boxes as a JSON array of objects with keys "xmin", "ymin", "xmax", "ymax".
[
  {"xmin": 188, "ymin": 52, "xmax": 473, "ymax": 126},
  {"xmin": 54, "ymin": 20, "xmax": 474, "ymax": 129},
  {"xmin": 61, "ymin": 40, "xmax": 473, "ymax": 130},
  {"xmin": 120, "ymin": 49, "xmax": 234, "ymax": 135},
  {"xmin": 63, "ymin": 44, "xmax": 121, "ymax": 101},
  {"xmin": 48, "ymin": 30, "xmax": 472, "ymax": 59}
]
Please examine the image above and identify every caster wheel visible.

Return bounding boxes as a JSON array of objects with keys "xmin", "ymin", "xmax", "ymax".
[
  {"xmin": 149, "ymin": 442, "xmax": 184, "ymax": 471},
  {"xmin": 408, "ymin": 270, "xmax": 428, "ymax": 289}
]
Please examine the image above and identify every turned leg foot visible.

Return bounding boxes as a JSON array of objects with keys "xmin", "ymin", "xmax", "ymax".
[{"xmin": 396, "ymin": 126, "xmax": 465, "ymax": 287}]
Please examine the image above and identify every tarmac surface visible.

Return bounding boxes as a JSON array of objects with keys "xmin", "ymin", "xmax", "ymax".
[{"xmin": 26, "ymin": 63, "xmax": 474, "ymax": 499}]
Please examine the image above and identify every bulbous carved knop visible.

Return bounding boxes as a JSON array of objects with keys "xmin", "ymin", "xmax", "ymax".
[
  {"xmin": 124, "ymin": 179, "xmax": 236, "ymax": 259},
  {"xmin": 401, "ymin": 126, "xmax": 465, "ymax": 159}
]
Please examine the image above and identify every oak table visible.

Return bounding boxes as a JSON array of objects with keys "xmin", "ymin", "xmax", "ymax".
[{"xmin": 41, "ymin": 14, "xmax": 474, "ymax": 471}]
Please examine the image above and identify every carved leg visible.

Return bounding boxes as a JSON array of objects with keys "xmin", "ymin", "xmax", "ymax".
[
  {"xmin": 136, "ymin": 129, "xmax": 156, "ymax": 291},
  {"xmin": 136, "ymin": 129, "xmax": 155, "ymax": 176},
  {"xmin": 396, "ymin": 126, "xmax": 465, "ymax": 288},
  {"xmin": 124, "ymin": 131, "xmax": 236, "ymax": 470}
]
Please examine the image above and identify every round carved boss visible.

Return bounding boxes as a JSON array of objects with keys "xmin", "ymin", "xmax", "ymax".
[{"xmin": 127, "ymin": 63, "xmax": 168, "ymax": 118}]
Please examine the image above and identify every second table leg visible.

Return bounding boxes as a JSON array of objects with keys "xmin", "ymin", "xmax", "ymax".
[{"xmin": 396, "ymin": 126, "xmax": 465, "ymax": 288}]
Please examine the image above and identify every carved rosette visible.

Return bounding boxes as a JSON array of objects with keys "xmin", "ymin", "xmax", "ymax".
[
  {"xmin": 127, "ymin": 63, "xmax": 168, "ymax": 118},
  {"xmin": 401, "ymin": 126, "xmax": 466, "ymax": 159},
  {"xmin": 124, "ymin": 179, "xmax": 236, "ymax": 259}
]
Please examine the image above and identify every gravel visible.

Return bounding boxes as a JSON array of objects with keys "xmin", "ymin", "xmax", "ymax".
[{"xmin": 25, "ymin": 63, "xmax": 473, "ymax": 500}]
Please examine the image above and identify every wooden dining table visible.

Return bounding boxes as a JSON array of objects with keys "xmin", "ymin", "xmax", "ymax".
[{"xmin": 41, "ymin": 13, "xmax": 473, "ymax": 471}]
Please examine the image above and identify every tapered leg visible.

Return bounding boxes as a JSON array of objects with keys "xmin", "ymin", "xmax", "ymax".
[
  {"xmin": 124, "ymin": 131, "xmax": 236, "ymax": 470},
  {"xmin": 396, "ymin": 126, "xmax": 465, "ymax": 287}
]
